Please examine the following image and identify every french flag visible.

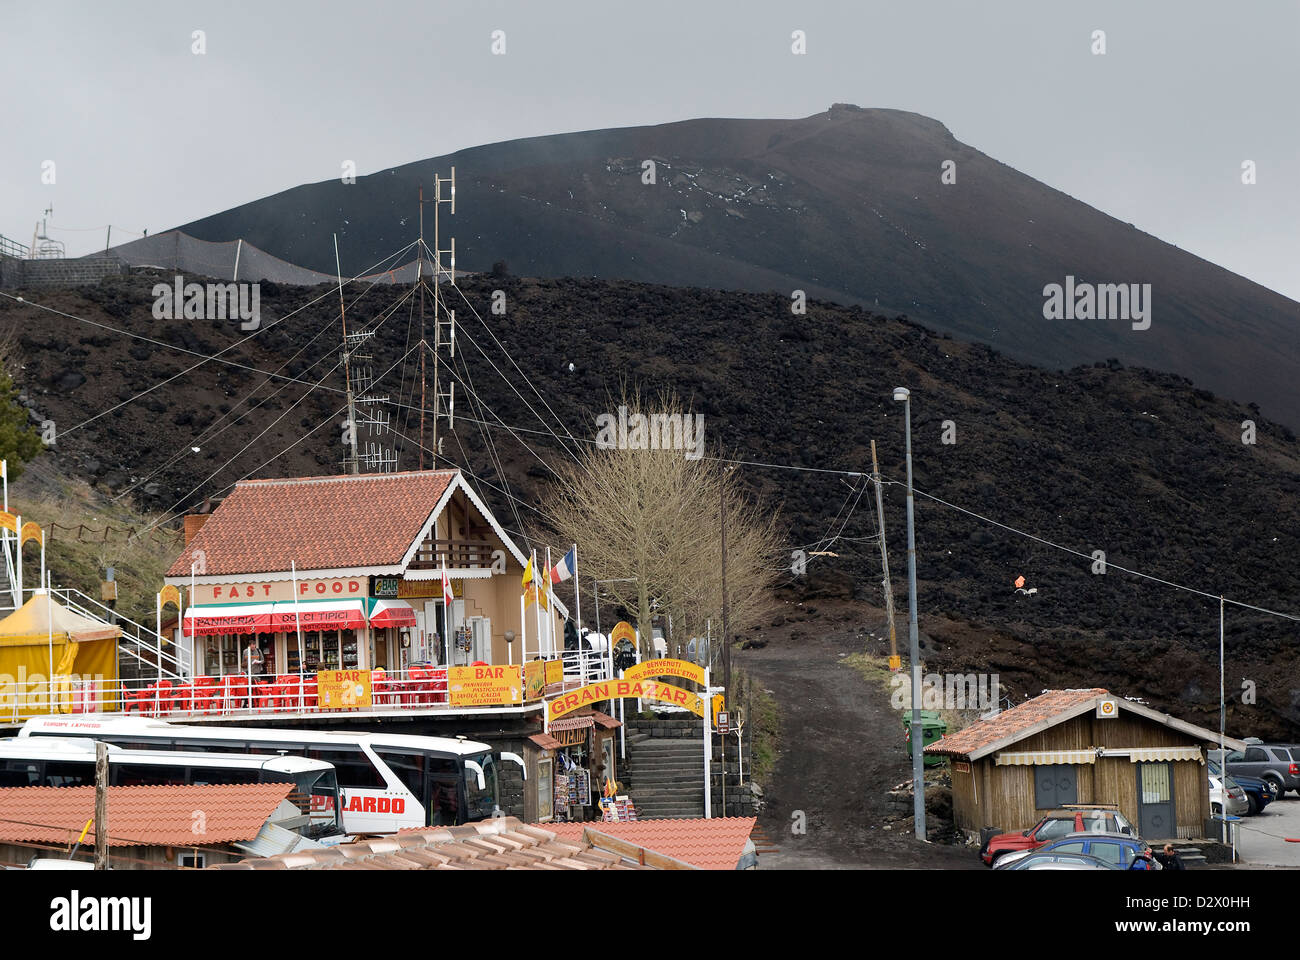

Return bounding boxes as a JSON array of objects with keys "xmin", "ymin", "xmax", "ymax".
[{"xmin": 549, "ymin": 545, "xmax": 576, "ymax": 584}]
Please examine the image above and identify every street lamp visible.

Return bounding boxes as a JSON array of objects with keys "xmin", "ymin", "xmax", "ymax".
[{"xmin": 894, "ymin": 386, "xmax": 926, "ymax": 842}]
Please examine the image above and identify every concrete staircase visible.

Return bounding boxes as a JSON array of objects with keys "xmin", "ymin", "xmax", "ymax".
[{"xmin": 622, "ymin": 730, "xmax": 707, "ymax": 820}]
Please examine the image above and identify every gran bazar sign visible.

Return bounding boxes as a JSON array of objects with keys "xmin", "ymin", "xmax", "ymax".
[{"xmin": 547, "ymin": 679, "xmax": 705, "ymax": 722}]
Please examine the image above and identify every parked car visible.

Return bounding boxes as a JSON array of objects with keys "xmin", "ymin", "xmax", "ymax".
[
  {"xmin": 1209, "ymin": 758, "xmax": 1276, "ymax": 814},
  {"xmin": 994, "ymin": 831, "xmax": 1162, "ymax": 870},
  {"xmin": 1210, "ymin": 741, "xmax": 1300, "ymax": 797},
  {"xmin": 996, "ymin": 851, "xmax": 1120, "ymax": 871},
  {"xmin": 981, "ymin": 805, "xmax": 1136, "ymax": 866},
  {"xmin": 1209, "ymin": 772, "xmax": 1251, "ymax": 818}
]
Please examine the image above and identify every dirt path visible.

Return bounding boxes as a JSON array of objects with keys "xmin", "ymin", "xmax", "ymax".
[{"xmin": 741, "ymin": 601, "xmax": 981, "ymax": 869}]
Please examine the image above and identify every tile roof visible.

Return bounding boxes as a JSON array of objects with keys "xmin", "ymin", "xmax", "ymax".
[
  {"xmin": 214, "ymin": 817, "xmax": 657, "ymax": 870},
  {"xmin": 924, "ymin": 688, "xmax": 1110, "ymax": 760},
  {"xmin": 165, "ymin": 470, "xmax": 457, "ymax": 577},
  {"xmin": 541, "ymin": 817, "xmax": 757, "ymax": 870},
  {"xmin": 528, "ymin": 733, "xmax": 564, "ymax": 751},
  {"xmin": 0, "ymin": 782, "xmax": 293, "ymax": 847},
  {"xmin": 549, "ymin": 715, "xmax": 596, "ymax": 733}
]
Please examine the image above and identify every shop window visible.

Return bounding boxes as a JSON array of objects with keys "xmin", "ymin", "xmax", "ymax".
[{"xmin": 179, "ymin": 852, "xmax": 206, "ymax": 869}]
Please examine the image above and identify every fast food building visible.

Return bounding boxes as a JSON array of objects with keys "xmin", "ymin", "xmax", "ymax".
[{"xmin": 163, "ymin": 469, "xmax": 566, "ymax": 685}]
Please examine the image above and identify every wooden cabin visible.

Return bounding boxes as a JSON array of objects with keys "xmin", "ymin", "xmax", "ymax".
[{"xmin": 925, "ymin": 688, "xmax": 1247, "ymax": 841}]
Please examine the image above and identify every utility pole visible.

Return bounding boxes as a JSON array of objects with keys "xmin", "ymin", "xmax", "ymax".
[
  {"xmin": 720, "ymin": 480, "xmax": 731, "ymax": 704},
  {"xmin": 893, "ymin": 386, "xmax": 926, "ymax": 842},
  {"xmin": 94, "ymin": 740, "xmax": 109, "ymax": 870},
  {"xmin": 870, "ymin": 440, "xmax": 900, "ymax": 669},
  {"xmin": 334, "ymin": 234, "xmax": 359, "ymax": 475}
]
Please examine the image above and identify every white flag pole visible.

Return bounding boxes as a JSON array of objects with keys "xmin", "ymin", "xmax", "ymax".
[
  {"xmin": 572, "ymin": 544, "xmax": 582, "ymax": 641},
  {"xmin": 532, "ymin": 550, "xmax": 542, "ymax": 662},
  {"xmin": 292, "ymin": 561, "xmax": 304, "ymax": 710},
  {"xmin": 545, "ymin": 546, "xmax": 553, "ymax": 658}
]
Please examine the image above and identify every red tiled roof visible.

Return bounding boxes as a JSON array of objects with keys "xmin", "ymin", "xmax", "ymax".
[
  {"xmin": 216, "ymin": 818, "xmax": 656, "ymax": 870},
  {"xmin": 549, "ymin": 715, "xmax": 596, "ymax": 733},
  {"xmin": 166, "ymin": 470, "xmax": 457, "ymax": 577},
  {"xmin": 0, "ymin": 782, "xmax": 293, "ymax": 847},
  {"xmin": 924, "ymin": 688, "xmax": 1110, "ymax": 760},
  {"xmin": 541, "ymin": 817, "xmax": 757, "ymax": 870},
  {"xmin": 528, "ymin": 733, "xmax": 564, "ymax": 751}
]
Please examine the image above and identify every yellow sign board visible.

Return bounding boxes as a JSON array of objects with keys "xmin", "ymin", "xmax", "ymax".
[
  {"xmin": 448, "ymin": 664, "xmax": 522, "ymax": 706},
  {"xmin": 524, "ymin": 660, "xmax": 546, "ymax": 701},
  {"xmin": 609, "ymin": 621, "xmax": 637, "ymax": 647},
  {"xmin": 316, "ymin": 670, "xmax": 372, "ymax": 710},
  {"xmin": 624, "ymin": 658, "xmax": 705, "ymax": 685},
  {"xmin": 547, "ymin": 679, "xmax": 705, "ymax": 722},
  {"xmin": 545, "ymin": 659, "xmax": 563, "ymax": 686}
]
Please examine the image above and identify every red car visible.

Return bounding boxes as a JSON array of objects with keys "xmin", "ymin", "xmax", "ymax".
[{"xmin": 981, "ymin": 806, "xmax": 1137, "ymax": 866}]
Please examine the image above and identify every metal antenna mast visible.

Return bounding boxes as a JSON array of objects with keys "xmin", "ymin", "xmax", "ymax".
[
  {"xmin": 422, "ymin": 168, "xmax": 457, "ymax": 467},
  {"xmin": 334, "ymin": 234, "xmax": 360, "ymax": 475}
]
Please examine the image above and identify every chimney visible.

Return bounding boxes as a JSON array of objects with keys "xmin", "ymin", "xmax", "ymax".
[{"xmin": 184, "ymin": 513, "xmax": 209, "ymax": 545}]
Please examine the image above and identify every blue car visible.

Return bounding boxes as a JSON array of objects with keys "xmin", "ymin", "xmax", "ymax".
[
  {"xmin": 993, "ymin": 831, "xmax": 1161, "ymax": 870},
  {"xmin": 1211, "ymin": 758, "xmax": 1275, "ymax": 814}
]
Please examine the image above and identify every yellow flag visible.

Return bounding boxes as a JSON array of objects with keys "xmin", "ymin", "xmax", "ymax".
[
  {"xmin": 524, "ymin": 583, "xmax": 549, "ymax": 611},
  {"xmin": 521, "ymin": 555, "xmax": 534, "ymax": 589}
]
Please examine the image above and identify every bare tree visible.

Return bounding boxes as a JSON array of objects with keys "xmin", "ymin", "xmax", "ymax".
[{"xmin": 546, "ymin": 388, "xmax": 781, "ymax": 661}]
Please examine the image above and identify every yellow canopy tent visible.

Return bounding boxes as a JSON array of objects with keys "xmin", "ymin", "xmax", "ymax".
[{"xmin": 0, "ymin": 592, "xmax": 121, "ymax": 720}]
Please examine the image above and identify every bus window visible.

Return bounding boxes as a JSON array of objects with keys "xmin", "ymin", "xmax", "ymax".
[
  {"xmin": 304, "ymin": 746, "xmax": 385, "ymax": 789},
  {"xmin": 291, "ymin": 768, "xmax": 342, "ymax": 837},
  {"xmin": 43, "ymin": 762, "xmax": 93, "ymax": 787},
  {"xmin": 419, "ymin": 757, "xmax": 460, "ymax": 825},
  {"xmin": 463, "ymin": 752, "xmax": 499, "ymax": 822},
  {"xmin": 111, "ymin": 764, "xmax": 185, "ymax": 787},
  {"xmin": 374, "ymin": 749, "xmax": 426, "ymax": 800},
  {"xmin": 0, "ymin": 759, "xmax": 40, "ymax": 787},
  {"xmin": 189, "ymin": 767, "xmax": 259, "ymax": 786}
]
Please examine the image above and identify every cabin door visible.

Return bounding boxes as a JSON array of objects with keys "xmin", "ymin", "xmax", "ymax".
[{"xmin": 1136, "ymin": 762, "xmax": 1175, "ymax": 839}]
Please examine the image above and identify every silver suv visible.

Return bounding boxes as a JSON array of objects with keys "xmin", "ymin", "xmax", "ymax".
[{"xmin": 1210, "ymin": 741, "xmax": 1300, "ymax": 796}]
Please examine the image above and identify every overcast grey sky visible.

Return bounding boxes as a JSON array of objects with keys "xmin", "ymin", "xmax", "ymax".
[{"xmin": 2, "ymin": 0, "xmax": 1296, "ymax": 299}]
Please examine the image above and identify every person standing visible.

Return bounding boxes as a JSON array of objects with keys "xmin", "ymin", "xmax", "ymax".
[{"xmin": 1158, "ymin": 843, "xmax": 1185, "ymax": 870}]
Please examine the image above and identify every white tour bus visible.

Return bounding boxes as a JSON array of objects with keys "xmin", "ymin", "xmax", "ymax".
[
  {"xmin": 0, "ymin": 736, "xmax": 343, "ymax": 839},
  {"xmin": 19, "ymin": 716, "xmax": 515, "ymax": 835}
]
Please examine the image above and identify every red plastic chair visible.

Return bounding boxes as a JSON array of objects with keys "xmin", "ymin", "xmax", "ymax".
[
  {"xmin": 192, "ymin": 676, "xmax": 220, "ymax": 715},
  {"xmin": 123, "ymin": 684, "xmax": 152, "ymax": 714},
  {"xmin": 171, "ymin": 681, "xmax": 194, "ymax": 715},
  {"xmin": 302, "ymin": 677, "xmax": 318, "ymax": 709},
  {"xmin": 150, "ymin": 679, "xmax": 175, "ymax": 717},
  {"xmin": 407, "ymin": 667, "xmax": 432, "ymax": 705},
  {"xmin": 221, "ymin": 676, "xmax": 249, "ymax": 714}
]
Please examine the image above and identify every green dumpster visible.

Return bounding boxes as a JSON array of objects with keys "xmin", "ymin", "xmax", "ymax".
[{"xmin": 903, "ymin": 710, "xmax": 947, "ymax": 766}]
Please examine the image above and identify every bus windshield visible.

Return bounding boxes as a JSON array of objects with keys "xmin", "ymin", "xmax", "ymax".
[
  {"xmin": 294, "ymin": 767, "xmax": 342, "ymax": 838},
  {"xmin": 462, "ymin": 752, "xmax": 499, "ymax": 822}
]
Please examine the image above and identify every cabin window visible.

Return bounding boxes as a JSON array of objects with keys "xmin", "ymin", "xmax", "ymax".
[{"xmin": 1033, "ymin": 764, "xmax": 1078, "ymax": 809}]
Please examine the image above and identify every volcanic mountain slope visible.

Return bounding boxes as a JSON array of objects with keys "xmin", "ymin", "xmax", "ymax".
[
  {"xmin": 172, "ymin": 105, "xmax": 1300, "ymax": 426},
  {"xmin": 4, "ymin": 272, "xmax": 1299, "ymax": 738}
]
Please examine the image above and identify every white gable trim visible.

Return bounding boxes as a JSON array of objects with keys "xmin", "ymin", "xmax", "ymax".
[{"xmin": 397, "ymin": 472, "xmax": 569, "ymax": 619}]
